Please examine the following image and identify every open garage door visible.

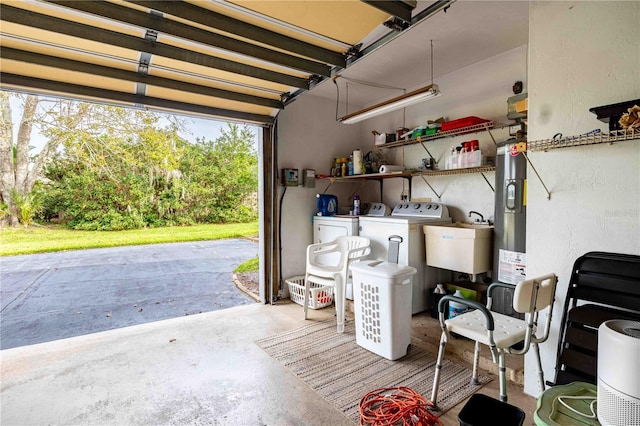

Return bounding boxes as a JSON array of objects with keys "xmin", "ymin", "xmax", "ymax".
[
  {"xmin": 0, "ymin": 0, "xmax": 416, "ymax": 123},
  {"xmin": 0, "ymin": 0, "xmax": 451, "ymax": 302}
]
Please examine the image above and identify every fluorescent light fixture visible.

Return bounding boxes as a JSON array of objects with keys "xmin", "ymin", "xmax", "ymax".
[{"xmin": 339, "ymin": 84, "xmax": 441, "ymax": 124}]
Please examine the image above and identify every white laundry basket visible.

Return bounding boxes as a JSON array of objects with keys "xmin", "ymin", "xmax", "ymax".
[
  {"xmin": 285, "ymin": 276, "xmax": 334, "ymax": 309},
  {"xmin": 350, "ymin": 260, "xmax": 417, "ymax": 360}
]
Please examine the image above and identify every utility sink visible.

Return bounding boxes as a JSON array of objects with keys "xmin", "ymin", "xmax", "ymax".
[
  {"xmin": 452, "ymin": 221, "xmax": 494, "ymax": 231},
  {"xmin": 423, "ymin": 222, "xmax": 494, "ymax": 275}
]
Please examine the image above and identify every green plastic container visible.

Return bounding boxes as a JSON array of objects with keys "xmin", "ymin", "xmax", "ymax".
[{"xmin": 534, "ymin": 382, "xmax": 599, "ymax": 426}]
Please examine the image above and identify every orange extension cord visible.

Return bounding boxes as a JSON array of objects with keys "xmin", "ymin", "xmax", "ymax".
[{"xmin": 359, "ymin": 386, "xmax": 444, "ymax": 426}]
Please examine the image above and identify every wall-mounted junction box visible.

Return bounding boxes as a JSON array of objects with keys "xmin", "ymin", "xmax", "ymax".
[
  {"xmin": 303, "ymin": 169, "xmax": 316, "ymax": 188},
  {"xmin": 281, "ymin": 168, "xmax": 298, "ymax": 187}
]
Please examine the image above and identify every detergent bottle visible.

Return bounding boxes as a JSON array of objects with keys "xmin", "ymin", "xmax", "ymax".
[{"xmin": 448, "ymin": 290, "xmax": 467, "ymax": 319}]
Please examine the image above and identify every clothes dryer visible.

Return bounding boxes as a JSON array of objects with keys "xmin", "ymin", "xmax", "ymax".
[{"xmin": 358, "ymin": 202, "xmax": 452, "ymax": 314}]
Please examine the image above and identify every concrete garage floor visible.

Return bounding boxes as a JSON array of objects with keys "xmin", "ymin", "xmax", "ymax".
[
  {"xmin": 1, "ymin": 301, "xmax": 537, "ymax": 425},
  {"xmin": 0, "ymin": 240, "xmax": 258, "ymax": 350}
]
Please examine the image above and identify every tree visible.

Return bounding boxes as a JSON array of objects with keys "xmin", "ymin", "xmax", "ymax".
[
  {"xmin": 0, "ymin": 91, "xmax": 186, "ymax": 227},
  {"xmin": 0, "ymin": 92, "xmax": 91, "ymax": 226},
  {"xmin": 2, "ymin": 91, "xmax": 257, "ymax": 230},
  {"xmin": 181, "ymin": 123, "xmax": 258, "ymax": 223}
]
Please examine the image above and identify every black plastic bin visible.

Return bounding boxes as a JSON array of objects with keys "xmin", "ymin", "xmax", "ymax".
[
  {"xmin": 430, "ymin": 291, "xmax": 447, "ymax": 319},
  {"xmin": 458, "ymin": 394, "xmax": 525, "ymax": 426}
]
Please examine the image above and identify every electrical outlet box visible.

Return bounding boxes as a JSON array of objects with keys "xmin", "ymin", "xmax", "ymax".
[
  {"xmin": 303, "ymin": 169, "xmax": 316, "ymax": 188},
  {"xmin": 281, "ymin": 168, "xmax": 298, "ymax": 187}
]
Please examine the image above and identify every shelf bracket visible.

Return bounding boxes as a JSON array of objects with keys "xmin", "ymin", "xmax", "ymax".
[
  {"xmin": 480, "ymin": 172, "xmax": 495, "ymax": 192},
  {"xmin": 485, "ymin": 123, "xmax": 498, "ymax": 146},
  {"xmin": 322, "ymin": 179, "xmax": 335, "ymax": 194},
  {"xmin": 418, "ymin": 175, "xmax": 442, "ymax": 199},
  {"xmin": 522, "ymin": 152, "xmax": 551, "ymax": 200},
  {"xmin": 419, "ymin": 141, "xmax": 436, "ymax": 162},
  {"xmin": 348, "ymin": 181, "xmax": 366, "ymax": 201}
]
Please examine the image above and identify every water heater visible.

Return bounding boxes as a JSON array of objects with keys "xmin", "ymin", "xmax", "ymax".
[
  {"xmin": 597, "ymin": 319, "xmax": 640, "ymax": 426},
  {"xmin": 491, "ymin": 139, "xmax": 527, "ymax": 318}
]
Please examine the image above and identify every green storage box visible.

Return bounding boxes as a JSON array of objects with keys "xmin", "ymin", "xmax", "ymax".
[{"xmin": 445, "ymin": 281, "xmax": 488, "ymax": 304}]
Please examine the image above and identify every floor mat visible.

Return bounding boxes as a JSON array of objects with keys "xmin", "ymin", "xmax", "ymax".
[{"xmin": 255, "ymin": 319, "xmax": 491, "ymax": 423}]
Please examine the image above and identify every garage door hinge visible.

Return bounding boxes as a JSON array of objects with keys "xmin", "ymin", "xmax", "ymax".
[
  {"xmin": 144, "ymin": 30, "xmax": 158, "ymax": 42},
  {"xmin": 138, "ymin": 52, "xmax": 153, "ymax": 74}
]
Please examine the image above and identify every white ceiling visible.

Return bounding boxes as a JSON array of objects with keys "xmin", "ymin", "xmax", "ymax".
[{"xmin": 308, "ymin": 0, "xmax": 530, "ymax": 108}]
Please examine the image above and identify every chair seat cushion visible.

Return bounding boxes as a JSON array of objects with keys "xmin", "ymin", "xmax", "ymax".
[{"xmin": 445, "ymin": 309, "xmax": 527, "ymax": 349}]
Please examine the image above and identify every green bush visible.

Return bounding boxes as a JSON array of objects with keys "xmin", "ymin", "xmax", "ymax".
[
  {"xmin": 11, "ymin": 189, "xmax": 43, "ymax": 227},
  {"xmin": 38, "ymin": 123, "xmax": 258, "ymax": 230}
]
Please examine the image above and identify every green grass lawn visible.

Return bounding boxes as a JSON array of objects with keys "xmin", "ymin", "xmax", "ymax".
[
  {"xmin": 234, "ymin": 256, "xmax": 259, "ymax": 273},
  {"xmin": 0, "ymin": 222, "xmax": 259, "ymax": 256}
]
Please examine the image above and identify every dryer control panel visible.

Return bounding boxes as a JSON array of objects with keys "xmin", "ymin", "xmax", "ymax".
[{"xmin": 364, "ymin": 202, "xmax": 391, "ymax": 216}]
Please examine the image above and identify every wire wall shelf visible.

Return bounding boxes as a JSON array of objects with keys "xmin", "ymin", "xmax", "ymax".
[
  {"xmin": 377, "ymin": 122, "xmax": 508, "ymax": 149},
  {"xmin": 412, "ymin": 165, "xmax": 495, "ymax": 177},
  {"xmin": 527, "ymin": 128, "xmax": 640, "ymax": 152}
]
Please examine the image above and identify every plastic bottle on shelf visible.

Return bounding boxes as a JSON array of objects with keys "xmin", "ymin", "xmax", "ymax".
[
  {"xmin": 459, "ymin": 146, "xmax": 469, "ymax": 168},
  {"xmin": 448, "ymin": 148, "xmax": 458, "ymax": 170},
  {"xmin": 448, "ymin": 290, "xmax": 467, "ymax": 319},
  {"xmin": 341, "ymin": 158, "xmax": 347, "ymax": 177},
  {"xmin": 348, "ymin": 155, "xmax": 354, "ymax": 176}
]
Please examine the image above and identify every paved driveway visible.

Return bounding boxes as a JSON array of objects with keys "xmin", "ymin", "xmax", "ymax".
[{"xmin": 0, "ymin": 239, "xmax": 258, "ymax": 350}]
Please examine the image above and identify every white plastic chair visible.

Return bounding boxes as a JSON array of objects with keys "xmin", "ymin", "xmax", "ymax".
[
  {"xmin": 431, "ymin": 273, "xmax": 558, "ymax": 405},
  {"xmin": 303, "ymin": 236, "xmax": 371, "ymax": 333}
]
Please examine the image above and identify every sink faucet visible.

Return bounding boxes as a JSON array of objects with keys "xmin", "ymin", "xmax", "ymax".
[{"xmin": 468, "ymin": 211, "xmax": 484, "ymax": 222}]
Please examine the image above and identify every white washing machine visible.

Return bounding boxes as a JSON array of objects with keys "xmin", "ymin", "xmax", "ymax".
[
  {"xmin": 312, "ymin": 215, "xmax": 359, "ymax": 283},
  {"xmin": 312, "ymin": 203, "xmax": 390, "ymax": 299},
  {"xmin": 358, "ymin": 202, "xmax": 452, "ymax": 314},
  {"xmin": 312, "ymin": 202, "xmax": 391, "ymax": 243},
  {"xmin": 313, "ymin": 215, "xmax": 359, "ymax": 244}
]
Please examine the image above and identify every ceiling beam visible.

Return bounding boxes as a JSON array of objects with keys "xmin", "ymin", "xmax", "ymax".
[
  {"xmin": 361, "ymin": 1, "xmax": 415, "ymax": 23},
  {"xmin": 126, "ymin": 0, "xmax": 347, "ymax": 68},
  {"xmin": 1, "ymin": 47, "xmax": 283, "ymax": 110},
  {"xmin": 0, "ymin": 73, "xmax": 274, "ymax": 124},
  {"xmin": 45, "ymin": 0, "xmax": 331, "ymax": 77},
  {"xmin": 1, "ymin": 4, "xmax": 309, "ymax": 89}
]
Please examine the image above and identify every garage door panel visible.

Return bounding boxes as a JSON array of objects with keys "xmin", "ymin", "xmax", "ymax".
[
  {"xmin": 147, "ymin": 86, "xmax": 275, "ymax": 116},
  {"xmin": 0, "ymin": 0, "xmax": 410, "ymax": 125},
  {"xmin": 0, "ymin": 59, "xmax": 136, "ymax": 94}
]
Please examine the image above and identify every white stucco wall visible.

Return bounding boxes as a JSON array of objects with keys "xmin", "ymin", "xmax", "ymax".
[
  {"xmin": 525, "ymin": 1, "xmax": 640, "ymax": 396},
  {"xmin": 276, "ymin": 95, "xmax": 376, "ymax": 286},
  {"xmin": 277, "ymin": 46, "xmax": 529, "ymax": 287},
  {"xmin": 356, "ymin": 45, "xmax": 528, "ymax": 223}
]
